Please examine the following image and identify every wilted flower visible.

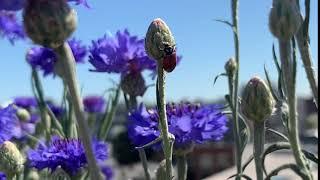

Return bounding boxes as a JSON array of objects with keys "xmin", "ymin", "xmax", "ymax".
[
  {"xmin": 0, "ymin": 105, "xmax": 21, "ymax": 144},
  {"xmin": 83, "ymin": 96, "xmax": 106, "ymax": 113},
  {"xmin": 26, "ymin": 38, "xmax": 87, "ymax": 76},
  {"xmin": 128, "ymin": 103, "xmax": 228, "ymax": 150},
  {"xmin": 0, "ymin": 11, "xmax": 25, "ymax": 43},
  {"xmin": 27, "ymin": 136, "xmax": 109, "ymax": 176}
]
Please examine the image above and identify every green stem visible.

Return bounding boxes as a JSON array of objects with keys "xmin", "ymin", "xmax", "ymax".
[
  {"xmin": 279, "ymin": 40, "xmax": 313, "ymax": 180},
  {"xmin": 231, "ymin": 0, "xmax": 242, "ymax": 178},
  {"xmin": 177, "ymin": 154, "xmax": 188, "ymax": 180},
  {"xmin": 138, "ymin": 149, "xmax": 152, "ymax": 180},
  {"xmin": 53, "ymin": 42, "xmax": 101, "ymax": 180},
  {"xmin": 253, "ymin": 122, "xmax": 265, "ymax": 180},
  {"xmin": 157, "ymin": 61, "xmax": 174, "ymax": 180}
]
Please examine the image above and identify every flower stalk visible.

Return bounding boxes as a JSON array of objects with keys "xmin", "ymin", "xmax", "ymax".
[
  {"xmin": 278, "ymin": 39, "xmax": 313, "ymax": 180},
  {"xmin": 157, "ymin": 61, "xmax": 174, "ymax": 180},
  {"xmin": 253, "ymin": 121, "xmax": 265, "ymax": 180},
  {"xmin": 177, "ymin": 154, "xmax": 188, "ymax": 180},
  {"xmin": 53, "ymin": 42, "xmax": 102, "ymax": 180}
]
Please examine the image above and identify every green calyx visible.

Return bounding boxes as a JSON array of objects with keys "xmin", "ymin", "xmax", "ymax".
[{"xmin": 0, "ymin": 141, "xmax": 25, "ymax": 176}]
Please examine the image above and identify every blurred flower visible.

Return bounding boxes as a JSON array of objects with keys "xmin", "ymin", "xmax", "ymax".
[
  {"xmin": 13, "ymin": 96, "xmax": 37, "ymax": 110},
  {"xmin": 0, "ymin": 0, "xmax": 88, "ymax": 11},
  {"xmin": 27, "ymin": 136, "xmax": 108, "ymax": 175},
  {"xmin": 128, "ymin": 103, "xmax": 228, "ymax": 149},
  {"xmin": 0, "ymin": 11, "xmax": 25, "ymax": 43},
  {"xmin": 88, "ymin": 29, "xmax": 157, "ymax": 76},
  {"xmin": 0, "ymin": 105, "xmax": 21, "ymax": 144},
  {"xmin": 83, "ymin": 96, "xmax": 106, "ymax": 113},
  {"xmin": 46, "ymin": 100, "xmax": 65, "ymax": 118},
  {"xmin": 0, "ymin": 172, "xmax": 5, "ymax": 180},
  {"xmin": 26, "ymin": 38, "xmax": 87, "ymax": 76},
  {"xmin": 100, "ymin": 164, "xmax": 113, "ymax": 180}
]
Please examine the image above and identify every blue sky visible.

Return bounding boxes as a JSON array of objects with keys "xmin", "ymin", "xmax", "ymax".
[{"xmin": 0, "ymin": 0, "xmax": 318, "ymax": 104}]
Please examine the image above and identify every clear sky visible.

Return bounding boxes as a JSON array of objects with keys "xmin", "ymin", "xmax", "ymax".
[{"xmin": 0, "ymin": 0, "xmax": 318, "ymax": 104}]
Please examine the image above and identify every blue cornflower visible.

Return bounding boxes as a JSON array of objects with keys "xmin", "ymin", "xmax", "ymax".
[
  {"xmin": 100, "ymin": 164, "xmax": 114, "ymax": 180},
  {"xmin": 0, "ymin": 11, "xmax": 25, "ymax": 43},
  {"xmin": 26, "ymin": 38, "xmax": 87, "ymax": 76},
  {"xmin": 27, "ymin": 136, "xmax": 109, "ymax": 176},
  {"xmin": 13, "ymin": 96, "xmax": 37, "ymax": 110},
  {"xmin": 46, "ymin": 100, "xmax": 65, "ymax": 118},
  {"xmin": 89, "ymin": 29, "xmax": 157, "ymax": 76},
  {"xmin": 128, "ymin": 102, "xmax": 228, "ymax": 150},
  {"xmin": 0, "ymin": 172, "xmax": 5, "ymax": 180},
  {"xmin": 83, "ymin": 96, "xmax": 106, "ymax": 113},
  {"xmin": 0, "ymin": 105, "xmax": 21, "ymax": 144}
]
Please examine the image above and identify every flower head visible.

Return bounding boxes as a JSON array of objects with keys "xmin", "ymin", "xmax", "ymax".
[
  {"xmin": 0, "ymin": 172, "xmax": 5, "ymax": 180},
  {"xmin": 0, "ymin": 11, "xmax": 25, "ymax": 43},
  {"xmin": 100, "ymin": 165, "xmax": 113, "ymax": 180},
  {"xmin": 13, "ymin": 96, "xmax": 37, "ymax": 110},
  {"xmin": 0, "ymin": 0, "xmax": 25, "ymax": 11},
  {"xmin": 27, "ymin": 136, "xmax": 108, "ymax": 175},
  {"xmin": 26, "ymin": 38, "xmax": 87, "ymax": 76},
  {"xmin": 128, "ymin": 103, "xmax": 228, "ymax": 150},
  {"xmin": 46, "ymin": 100, "xmax": 65, "ymax": 118},
  {"xmin": 83, "ymin": 96, "xmax": 106, "ymax": 113},
  {"xmin": 0, "ymin": 105, "xmax": 21, "ymax": 144},
  {"xmin": 89, "ymin": 29, "xmax": 156, "ymax": 76}
]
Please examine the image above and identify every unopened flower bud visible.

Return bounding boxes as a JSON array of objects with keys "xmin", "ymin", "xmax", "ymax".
[
  {"xmin": 120, "ymin": 72, "xmax": 147, "ymax": 97},
  {"xmin": 26, "ymin": 170, "xmax": 40, "ymax": 180},
  {"xmin": 269, "ymin": 0, "xmax": 302, "ymax": 41},
  {"xmin": 241, "ymin": 76, "xmax": 275, "ymax": 123},
  {"xmin": 23, "ymin": 0, "xmax": 77, "ymax": 48},
  {"xmin": 145, "ymin": 18, "xmax": 176, "ymax": 61},
  {"xmin": 16, "ymin": 108, "xmax": 31, "ymax": 122},
  {"xmin": 225, "ymin": 58, "xmax": 237, "ymax": 77},
  {"xmin": 0, "ymin": 141, "xmax": 24, "ymax": 175}
]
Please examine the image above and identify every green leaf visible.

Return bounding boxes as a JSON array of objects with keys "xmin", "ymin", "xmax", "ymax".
[
  {"xmin": 213, "ymin": 73, "xmax": 227, "ymax": 87},
  {"xmin": 227, "ymin": 174, "xmax": 252, "ymax": 180},
  {"xmin": 242, "ymin": 154, "xmax": 254, "ymax": 172},
  {"xmin": 265, "ymin": 128, "xmax": 289, "ymax": 142},
  {"xmin": 264, "ymin": 65, "xmax": 279, "ymax": 102}
]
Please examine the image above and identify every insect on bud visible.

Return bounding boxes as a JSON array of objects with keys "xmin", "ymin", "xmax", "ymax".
[
  {"xmin": 269, "ymin": 0, "xmax": 302, "ymax": 41},
  {"xmin": 145, "ymin": 18, "xmax": 177, "ymax": 72},
  {"xmin": 224, "ymin": 57, "xmax": 237, "ymax": 77},
  {"xmin": 241, "ymin": 76, "xmax": 275, "ymax": 123},
  {"xmin": 0, "ymin": 141, "xmax": 25, "ymax": 176},
  {"xmin": 23, "ymin": 0, "xmax": 77, "ymax": 48},
  {"xmin": 120, "ymin": 72, "xmax": 147, "ymax": 97}
]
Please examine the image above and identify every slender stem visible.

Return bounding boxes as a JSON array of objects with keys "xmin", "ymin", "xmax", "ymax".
[
  {"xmin": 53, "ymin": 42, "xmax": 101, "ymax": 180},
  {"xmin": 129, "ymin": 95, "xmax": 138, "ymax": 109},
  {"xmin": 231, "ymin": 0, "xmax": 242, "ymax": 178},
  {"xmin": 157, "ymin": 61, "xmax": 174, "ymax": 180},
  {"xmin": 177, "ymin": 154, "xmax": 188, "ymax": 180},
  {"xmin": 253, "ymin": 122, "xmax": 265, "ymax": 180},
  {"xmin": 296, "ymin": 28, "xmax": 318, "ymax": 107},
  {"xmin": 279, "ymin": 40, "xmax": 313, "ymax": 180},
  {"xmin": 138, "ymin": 149, "xmax": 152, "ymax": 180}
]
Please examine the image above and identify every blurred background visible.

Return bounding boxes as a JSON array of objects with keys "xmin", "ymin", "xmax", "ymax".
[{"xmin": 0, "ymin": 0, "xmax": 318, "ymax": 179}]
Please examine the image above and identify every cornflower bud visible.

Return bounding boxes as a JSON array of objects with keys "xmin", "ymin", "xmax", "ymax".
[
  {"xmin": 224, "ymin": 57, "xmax": 237, "ymax": 77},
  {"xmin": 120, "ymin": 72, "xmax": 147, "ymax": 97},
  {"xmin": 16, "ymin": 108, "xmax": 31, "ymax": 122},
  {"xmin": 23, "ymin": 0, "xmax": 77, "ymax": 48},
  {"xmin": 269, "ymin": 0, "xmax": 302, "ymax": 41},
  {"xmin": 145, "ymin": 18, "xmax": 177, "ymax": 72},
  {"xmin": 0, "ymin": 141, "xmax": 24, "ymax": 176},
  {"xmin": 241, "ymin": 76, "xmax": 275, "ymax": 123}
]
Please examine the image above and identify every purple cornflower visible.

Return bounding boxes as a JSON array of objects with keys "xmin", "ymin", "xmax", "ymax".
[
  {"xmin": 26, "ymin": 38, "xmax": 87, "ymax": 76},
  {"xmin": 0, "ymin": 0, "xmax": 88, "ymax": 11},
  {"xmin": 83, "ymin": 96, "xmax": 106, "ymax": 113},
  {"xmin": 46, "ymin": 100, "xmax": 65, "ymax": 118},
  {"xmin": 13, "ymin": 96, "xmax": 37, "ymax": 110},
  {"xmin": 89, "ymin": 29, "xmax": 157, "ymax": 76},
  {"xmin": 27, "ymin": 136, "xmax": 109, "ymax": 176},
  {"xmin": 0, "ymin": 172, "xmax": 5, "ymax": 180},
  {"xmin": 0, "ymin": 11, "xmax": 25, "ymax": 43},
  {"xmin": 100, "ymin": 164, "xmax": 114, "ymax": 180},
  {"xmin": 0, "ymin": 105, "xmax": 21, "ymax": 144},
  {"xmin": 128, "ymin": 102, "xmax": 228, "ymax": 150}
]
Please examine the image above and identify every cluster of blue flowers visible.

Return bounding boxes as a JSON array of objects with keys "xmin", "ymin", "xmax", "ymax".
[{"xmin": 128, "ymin": 102, "xmax": 228, "ymax": 150}]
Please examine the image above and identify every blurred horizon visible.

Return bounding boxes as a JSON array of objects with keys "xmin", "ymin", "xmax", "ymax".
[{"xmin": 0, "ymin": 0, "xmax": 318, "ymax": 104}]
